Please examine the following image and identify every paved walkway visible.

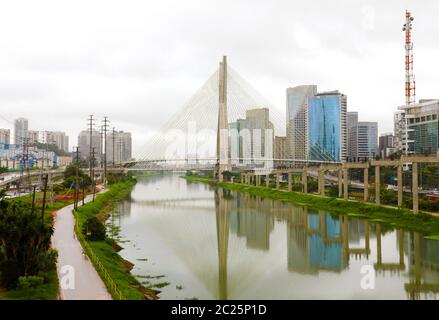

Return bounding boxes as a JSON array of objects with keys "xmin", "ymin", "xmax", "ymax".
[{"xmin": 52, "ymin": 193, "xmax": 112, "ymax": 300}]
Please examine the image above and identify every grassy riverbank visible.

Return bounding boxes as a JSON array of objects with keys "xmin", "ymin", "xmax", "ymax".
[
  {"xmin": 74, "ymin": 178, "xmax": 157, "ymax": 300},
  {"xmin": 183, "ymin": 175, "xmax": 439, "ymax": 239},
  {"xmin": 0, "ymin": 193, "xmax": 78, "ymax": 300}
]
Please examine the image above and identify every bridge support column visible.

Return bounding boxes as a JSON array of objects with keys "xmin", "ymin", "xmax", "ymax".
[
  {"xmin": 318, "ymin": 170, "xmax": 325, "ymax": 196},
  {"xmin": 343, "ymin": 168, "xmax": 348, "ymax": 200},
  {"xmin": 338, "ymin": 169, "xmax": 343, "ymax": 198},
  {"xmin": 256, "ymin": 175, "xmax": 260, "ymax": 186},
  {"xmin": 265, "ymin": 174, "xmax": 270, "ymax": 188},
  {"xmin": 302, "ymin": 170, "xmax": 307, "ymax": 194},
  {"xmin": 288, "ymin": 173, "xmax": 292, "ymax": 192},
  {"xmin": 412, "ymin": 162, "xmax": 419, "ymax": 214},
  {"xmin": 375, "ymin": 165, "xmax": 380, "ymax": 205},
  {"xmin": 240, "ymin": 174, "xmax": 244, "ymax": 184},
  {"xmin": 276, "ymin": 173, "xmax": 280, "ymax": 189},
  {"xmin": 364, "ymin": 167, "xmax": 369, "ymax": 202},
  {"xmin": 397, "ymin": 165, "xmax": 403, "ymax": 207}
]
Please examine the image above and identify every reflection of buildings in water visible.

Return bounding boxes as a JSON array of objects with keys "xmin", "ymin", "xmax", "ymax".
[
  {"xmin": 404, "ymin": 232, "xmax": 439, "ymax": 300},
  {"xmin": 373, "ymin": 225, "xmax": 404, "ymax": 274},
  {"xmin": 348, "ymin": 219, "xmax": 364, "ymax": 244},
  {"xmin": 342, "ymin": 219, "xmax": 370, "ymax": 261},
  {"xmin": 214, "ymin": 189, "xmax": 439, "ymax": 299},
  {"xmin": 116, "ymin": 199, "xmax": 132, "ymax": 218},
  {"xmin": 229, "ymin": 194, "xmax": 274, "ymax": 251},
  {"xmin": 287, "ymin": 208, "xmax": 348, "ymax": 274}
]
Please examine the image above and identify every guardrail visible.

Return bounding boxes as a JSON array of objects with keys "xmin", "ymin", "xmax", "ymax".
[{"xmin": 73, "ymin": 209, "xmax": 125, "ymax": 300}]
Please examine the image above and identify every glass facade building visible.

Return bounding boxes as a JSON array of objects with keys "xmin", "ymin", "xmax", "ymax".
[
  {"xmin": 286, "ymin": 85, "xmax": 317, "ymax": 160},
  {"xmin": 398, "ymin": 99, "xmax": 439, "ymax": 155},
  {"xmin": 308, "ymin": 92, "xmax": 347, "ymax": 162}
]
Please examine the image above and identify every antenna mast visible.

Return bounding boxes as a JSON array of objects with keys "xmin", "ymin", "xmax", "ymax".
[{"xmin": 403, "ymin": 10, "xmax": 415, "ymax": 106}]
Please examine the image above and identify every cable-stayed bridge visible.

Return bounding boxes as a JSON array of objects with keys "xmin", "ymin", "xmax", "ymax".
[{"xmin": 123, "ymin": 56, "xmax": 340, "ymax": 175}]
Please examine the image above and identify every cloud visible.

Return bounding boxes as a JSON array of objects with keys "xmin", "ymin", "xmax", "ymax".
[{"xmin": 0, "ymin": 0, "xmax": 438, "ymax": 155}]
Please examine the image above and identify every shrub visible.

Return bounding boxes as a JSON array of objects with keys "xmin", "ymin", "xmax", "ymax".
[
  {"xmin": 17, "ymin": 276, "xmax": 45, "ymax": 290},
  {"xmin": 52, "ymin": 184, "xmax": 66, "ymax": 194},
  {"xmin": 82, "ymin": 217, "xmax": 106, "ymax": 241}
]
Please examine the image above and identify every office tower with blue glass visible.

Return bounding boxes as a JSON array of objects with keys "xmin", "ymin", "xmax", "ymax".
[{"xmin": 307, "ymin": 91, "xmax": 347, "ymax": 162}]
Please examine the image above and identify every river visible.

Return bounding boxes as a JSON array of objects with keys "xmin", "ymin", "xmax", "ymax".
[{"xmin": 109, "ymin": 174, "xmax": 439, "ymax": 300}]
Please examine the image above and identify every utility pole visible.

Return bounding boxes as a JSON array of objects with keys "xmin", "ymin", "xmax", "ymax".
[
  {"xmin": 25, "ymin": 137, "xmax": 31, "ymax": 192},
  {"xmin": 74, "ymin": 147, "xmax": 80, "ymax": 210},
  {"xmin": 82, "ymin": 178, "xmax": 85, "ymax": 206},
  {"xmin": 119, "ymin": 137, "xmax": 123, "ymax": 167},
  {"xmin": 41, "ymin": 173, "xmax": 48, "ymax": 225},
  {"xmin": 91, "ymin": 147, "xmax": 96, "ymax": 201},
  {"xmin": 102, "ymin": 116, "xmax": 110, "ymax": 185},
  {"xmin": 112, "ymin": 127, "xmax": 116, "ymax": 168},
  {"xmin": 31, "ymin": 185, "xmax": 36, "ymax": 215},
  {"xmin": 100, "ymin": 124, "xmax": 104, "ymax": 172},
  {"xmin": 87, "ymin": 115, "xmax": 95, "ymax": 179}
]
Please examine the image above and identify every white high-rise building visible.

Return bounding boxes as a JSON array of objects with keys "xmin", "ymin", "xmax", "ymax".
[
  {"xmin": 78, "ymin": 130, "xmax": 102, "ymax": 162},
  {"xmin": 395, "ymin": 99, "xmax": 439, "ymax": 155},
  {"xmin": 44, "ymin": 131, "xmax": 69, "ymax": 153},
  {"xmin": 106, "ymin": 131, "xmax": 132, "ymax": 164},
  {"xmin": 286, "ymin": 85, "xmax": 317, "ymax": 160},
  {"xmin": 229, "ymin": 108, "xmax": 274, "ymax": 165},
  {"xmin": 0, "ymin": 129, "xmax": 10, "ymax": 144},
  {"xmin": 357, "ymin": 122, "xmax": 378, "ymax": 159},
  {"xmin": 14, "ymin": 118, "xmax": 28, "ymax": 145}
]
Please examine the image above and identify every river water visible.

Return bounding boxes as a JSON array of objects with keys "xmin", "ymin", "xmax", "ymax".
[{"xmin": 109, "ymin": 174, "xmax": 439, "ymax": 300}]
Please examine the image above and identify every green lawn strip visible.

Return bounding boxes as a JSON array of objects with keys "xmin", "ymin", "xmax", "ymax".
[
  {"xmin": 74, "ymin": 179, "xmax": 156, "ymax": 300},
  {"xmin": 182, "ymin": 176, "xmax": 439, "ymax": 239}
]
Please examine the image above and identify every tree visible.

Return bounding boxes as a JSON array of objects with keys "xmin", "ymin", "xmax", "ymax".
[
  {"xmin": 63, "ymin": 164, "xmax": 92, "ymax": 188},
  {"xmin": 82, "ymin": 217, "xmax": 106, "ymax": 241},
  {"xmin": 0, "ymin": 201, "xmax": 56, "ymax": 288}
]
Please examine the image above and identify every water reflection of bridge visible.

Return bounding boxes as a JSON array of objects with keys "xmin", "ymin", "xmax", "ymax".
[{"xmin": 118, "ymin": 178, "xmax": 439, "ymax": 299}]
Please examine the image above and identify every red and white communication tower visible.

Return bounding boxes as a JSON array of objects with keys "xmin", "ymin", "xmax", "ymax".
[{"xmin": 403, "ymin": 10, "xmax": 416, "ymax": 105}]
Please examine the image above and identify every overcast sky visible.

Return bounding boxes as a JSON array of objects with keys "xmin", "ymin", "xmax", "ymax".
[{"xmin": 0, "ymin": 0, "xmax": 438, "ymax": 156}]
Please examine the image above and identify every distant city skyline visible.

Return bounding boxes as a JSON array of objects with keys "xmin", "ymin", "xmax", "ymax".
[{"xmin": 0, "ymin": 1, "xmax": 438, "ymax": 156}]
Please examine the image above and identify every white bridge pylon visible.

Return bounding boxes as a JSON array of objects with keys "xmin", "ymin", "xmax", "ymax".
[{"xmin": 132, "ymin": 57, "xmax": 286, "ymax": 169}]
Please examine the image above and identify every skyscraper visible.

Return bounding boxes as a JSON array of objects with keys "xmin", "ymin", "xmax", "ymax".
[
  {"xmin": 28, "ymin": 130, "xmax": 40, "ymax": 145},
  {"xmin": 44, "ymin": 131, "xmax": 69, "ymax": 153},
  {"xmin": 308, "ymin": 91, "xmax": 347, "ymax": 162},
  {"xmin": 379, "ymin": 133, "xmax": 395, "ymax": 159},
  {"xmin": 245, "ymin": 108, "xmax": 274, "ymax": 159},
  {"xmin": 274, "ymin": 136, "xmax": 287, "ymax": 160},
  {"xmin": 0, "ymin": 129, "xmax": 10, "ymax": 144},
  {"xmin": 286, "ymin": 85, "xmax": 317, "ymax": 160},
  {"xmin": 357, "ymin": 122, "xmax": 378, "ymax": 159},
  {"xmin": 78, "ymin": 130, "xmax": 102, "ymax": 162},
  {"xmin": 14, "ymin": 118, "xmax": 28, "ymax": 145},
  {"xmin": 106, "ymin": 131, "xmax": 132, "ymax": 164},
  {"xmin": 396, "ymin": 99, "xmax": 439, "ymax": 155},
  {"xmin": 347, "ymin": 112, "xmax": 358, "ymax": 160},
  {"xmin": 229, "ymin": 108, "xmax": 274, "ymax": 165}
]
